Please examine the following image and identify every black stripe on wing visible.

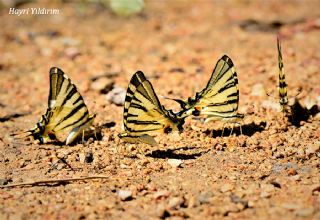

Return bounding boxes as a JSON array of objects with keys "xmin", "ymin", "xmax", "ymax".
[
  {"xmin": 130, "ymin": 102, "xmax": 148, "ymax": 112},
  {"xmin": 49, "ymin": 67, "xmax": 64, "ymax": 107},
  {"xmin": 203, "ymin": 55, "xmax": 234, "ymax": 92},
  {"xmin": 49, "ymin": 67, "xmax": 78, "ymax": 109},
  {"xmin": 123, "ymin": 71, "xmax": 148, "ymax": 117},
  {"xmin": 60, "ymin": 87, "xmax": 77, "ymax": 108},
  {"xmin": 131, "ymin": 71, "xmax": 147, "ymax": 87},
  {"xmin": 136, "ymin": 78, "xmax": 163, "ymax": 111},
  {"xmin": 206, "ymin": 97, "xmax": 238, "ymax": 107},
  {"xmin": 222, "ymin": 55, "xmax": 234, "ymax": 68},
  {"xmin": 123, "ymin": 123, "xmax": 161, "ymax": 133},
  {"xmin": 58, "ymin": 110, "xmax": 90, "ymax": 131},
  {"xmin": 127, "ymin": 120, "xmax": 161, "ymax": 125},
  {"xmin": 54, "ymin": 103, "xmax": 87, "ymax": 127}
]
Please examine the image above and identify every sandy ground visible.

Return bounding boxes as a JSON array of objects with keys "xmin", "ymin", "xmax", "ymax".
[{"xmin": 0, "ymin": 1, "xmax": 320, "ymax": 219}]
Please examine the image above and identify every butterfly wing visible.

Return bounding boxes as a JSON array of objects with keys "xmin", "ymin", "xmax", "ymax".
[
  {"xmin": 120, "ymin": 71, "xmax": 184, "ymax": 145},
  {"xmin": 24, "ymin": 67, "xmax": 94, "ymax": 144},
  {"xmin": 47, "ymin": 67, "xmax": 95, "ymax": 144},
  {"xmin": 198, "ymin": 55, "xmax": 240, "ymax": 116}
]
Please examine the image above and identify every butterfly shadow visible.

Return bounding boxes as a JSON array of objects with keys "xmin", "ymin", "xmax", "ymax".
[
  {"xmin": 289, "ymin": 100, "xmax": 319, "ymax": 127},
  {"xmin": 205, "ymin": 121, "xmax": 267, "ymax": 138},
  {"xmin": 0, "ymin": 112, "xmax": 30, "ymax": 123},
  {"xmin": 146, "ymin": 146, "xmax": 209, "ymax": 160}
]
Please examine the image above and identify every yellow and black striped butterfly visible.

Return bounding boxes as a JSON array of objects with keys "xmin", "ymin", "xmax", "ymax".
[
  {"xmin": 277, "ymin": 37, "xmax": 289, "ymax": 114},
  {"xmin": 174, "ymin": 55, "xmax": 243, "ymax": 127},
  {"xmin": 13, "ymin": 67, "xmax": 95, "ymax": 145},
  {"xmin": 118, "ymin": 71, "xmax": 185, "ymax": 146}
]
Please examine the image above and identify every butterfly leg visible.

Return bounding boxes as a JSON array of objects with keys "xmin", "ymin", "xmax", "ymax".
[
  {"xmin": 209, "ymin": 129, "xmax": 214, "ymax": 138},
  {"xmin": 82, "ymin": 130, "xmax": 85, "ymax": 145},
  {"xmin": 116, "ymin": 136, "xmax": 121, "ymax": 145},
  {"xmin": 221, "ymin": 125, "xmax": 226, "ymax": 136},
  {"xmin": 229, "ymin": 123, "xmax": 235, "ymax": 136},
  {"xmin": 233, "ymin": 122, "xmax": 243, "ymax": 136},
  {"xmin": 94, "ymin": 128, "xmax": 97, "ymax": 141}
]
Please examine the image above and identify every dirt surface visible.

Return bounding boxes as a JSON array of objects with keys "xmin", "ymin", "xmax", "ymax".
[{"xmin": 1, "ymin": 1, "xmax": 320, "ymax": 219}]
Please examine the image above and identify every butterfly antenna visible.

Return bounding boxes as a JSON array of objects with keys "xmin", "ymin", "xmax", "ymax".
[
  {"xmin": 10, "ymin": 130, "xmax": 33, "ymax": 138},
  {"xmin": 294, "ymin": 87, "xmax": 302, "ymax": 98},
  {"xmin": 159, "ymin": 95, "xmax": 187, "ymax": 109}
]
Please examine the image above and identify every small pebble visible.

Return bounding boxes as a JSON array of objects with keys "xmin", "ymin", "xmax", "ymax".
[
  {"xmin": 106, "ymin": 86, "xmax": 126, "ymax": 106},
  {"xmin": 90, "ymin": 78, "xmax": 114, "ymax": 92},
  {"xmin": 248, "ymin": 201, "xmax": 255, "ymax": 208},
  {"xmin": 261, "ymin": 100, "xmax": 281, "ymax": 111},
  {"xmin": 251, "ymin": 83, "xmax": 266, "ymax": 97},
  {"xmin": 295, "ymin": 208, "xmax": 314, "ymax": 217},
  {"xmin": 287, "ymin": 168, "xmax": 298, "ymax": 176},
  {"xmin": 303, "ymin": 97, "xmax": 316, "ymax": 110},
  {"xmin": 155, "ymin": 204, "xmax": 170, "ymax": 218},
  {"xmin": 291, "ymin": 175, "xmax": 301, "ymax": 181},
  {"xmin": 169, "ymin": 132, "xmax": 182, "ymax": 142},
  {"xmin": 198, "ymin": 191, "xmax": 213, "ymax": 204},
  {"xmin": 85, "ymin": 152, "xmax": 94, "ymax": 163},
  {"xmin": 117, "ymin": 190, "xmax": 132, "ymax": 201},
  {"xmin": 168, "ymin": 159, "xmax": 183, "ymax": 168},
  {"xmin": 305, "ymin": 144, "xmax": 319, "ymax": 157},
  {"xmin": 0, "ymin": 179, "xmax": 8, "ymax": 185},
  {"xmin": 79, "ymin": 153, "xmax": 86, "ymax": 164},
  {"xmin": 188, "ymin": 196, "xmax": 199, "ymax": 208},
  {"xmin": 220, "ymin": 183, "xmax": 234, "ymax": 193},
  {"xmin": 297, "ymin": 148, "xmax": 306, "ymax": 159},
  {"xmin": 260, "ymin": 184, "xmax": 275, "ymax": 198},
  {"xmin": 311, "ymin": 184, "xmax": 320, "ymax": 195},
  {"xmin": 153, "ymin": 190, "xmax": 170, "ymax": 200},
  {"xmin": 168, "ymin": 197, "xmax": 185, "ymax": 210},
  {"xmin": 64, "ymin": 47, "xmax": 81, "ymax": 59},
  {"xmin": 282, "ymin": 203, "xmax": 301, "ymax": 210}
]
